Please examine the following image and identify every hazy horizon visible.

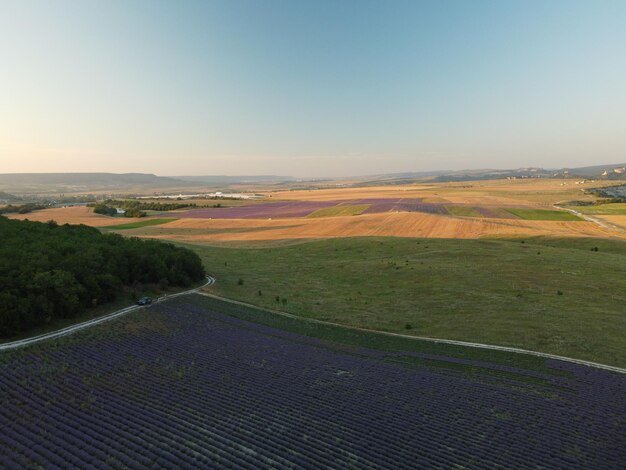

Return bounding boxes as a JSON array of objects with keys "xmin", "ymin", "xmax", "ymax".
[{"xmin": 2, "ymin": 1, "xmax": 625, "ymax": 177}]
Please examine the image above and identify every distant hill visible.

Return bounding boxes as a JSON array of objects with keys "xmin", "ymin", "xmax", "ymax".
[
  {"xmin": 0, "ymin": 191, "xmax": 18, "ymax": 202},
  {"xmin": 2, "ymin": 163, "xmax": 624, "ymax": 195},
  {"xmin": 174, "ymin": 175, "xmax": 298, "ymax": 185},
  {"xmin": 552, "ymin": 163, "xmax": 626, "ymax": 179},
  {"xmin": 353, "ymin": 167, "xmax": 553, "ymax": 185},
  {"xmin": 0, "ymin": 173, "xmax": 193, "ymax": 194},
  {"xmin": 355, "ymin": 163, "xmax": 626, "ymax": 185}
]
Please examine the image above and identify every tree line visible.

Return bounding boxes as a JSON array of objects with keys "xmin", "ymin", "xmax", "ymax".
[
  {"xmin": 0, "ymin": 203, "xmax": 48, "ymax": 215},
  {"xmin": 0, "ymin": 216, "xmax": 206, "ymax": 337},
  {"xmin": 90, "ymin": 200, "xmax": 192, "ymax": 218}
]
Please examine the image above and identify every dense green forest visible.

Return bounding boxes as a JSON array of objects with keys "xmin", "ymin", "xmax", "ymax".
[{"xmin": 0, "ymin": 216, "xmax": 205, "ymax": 336}]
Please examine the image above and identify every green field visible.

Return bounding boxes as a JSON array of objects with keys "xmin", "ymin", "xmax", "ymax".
[
  {"xmin": 184, "ymin": 295, "xmax": 562, "ymax": 375},
  {"xmin": 445, "ymin": 206, "xmax": 484, "ymax": 217},
  {"xmin": 307, "ymin": 204, "xmax": 370, "ymax": 218},
  {"xmin": 187, "ymin": 236, "xmax": 626, "ymax": 366},
  {"xmin": 565, "ymin": 203, "xmax": 626, "ymax": 215},
  {"xmin": 104, "ymin": 218, "xmax": 176, "ymax": 230},
  {"xmin": 504, "ymin": 208, "xmax": 582, "ymax": 221}
]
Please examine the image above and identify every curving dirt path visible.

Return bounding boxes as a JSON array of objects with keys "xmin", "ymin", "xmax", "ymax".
[
  {"xmin": 0, "ymin": 276, "xmax": 216, "ymax": 351},
  {"xmin": 198, "ymin": 291, "xmax": 626, "ymax": 375}
]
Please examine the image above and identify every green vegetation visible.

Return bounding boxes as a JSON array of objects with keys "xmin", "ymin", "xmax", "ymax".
[
  {"xmin": 504, "ymin": 208, "xmax": 582, "ymax": 221},
  {"xmin": 184, "ymin": 294, "xmax": 563, "ymax": 377},
  {"xmin": 91, "ymin": 200, "xmax": 193, "ymax": 218},
  {"xmin": 307, "ymin": 204, "xmax": 370, "ymax": 218},
  {"xmin": 445, "ymin": 206, "xmax": 483, "ymax": 217},
  {"xmin": 104, "ymin": 199, "xmax": 192, "ymax": 212},
  {"xmin": 0, "ymin": 203, "xmax": 47, "ymax": 215},
  {"xmin": 0, "ymin": 217, "xmax": 205, "ymax": 337},
  {"xmin": 104, "ymin": 218, "xmax": 176, "ymax": 230},
  {"xmin": 191, "ymin": 236, "xmax": 626, "ymax": 366},
  {"xmin": 93, "ymin": 204, "xmax": 119, "ymax": 216},
  {"xmin": 565, "ymin": 203, "xmax": 626, "ymax": 215}
]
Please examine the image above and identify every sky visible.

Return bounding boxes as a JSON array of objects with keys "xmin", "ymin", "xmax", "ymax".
[{"xmin": 1, "ymin": 0, "xmax": 625, "ymax": 177}]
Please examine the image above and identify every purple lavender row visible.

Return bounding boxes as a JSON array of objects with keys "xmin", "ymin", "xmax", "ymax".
[{"xmin": 0, "ymin": 300, "xmax": 625, "ymax": 468}]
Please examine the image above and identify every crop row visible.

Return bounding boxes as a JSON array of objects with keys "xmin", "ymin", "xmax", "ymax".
[{"xmin": 0, "ymin": 302, "xmax": 625, "ymax": 468}]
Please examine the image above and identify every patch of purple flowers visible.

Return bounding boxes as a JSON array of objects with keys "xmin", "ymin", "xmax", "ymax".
[{"xmin": 0, "ymin": 299, "xmax": 624, "ymax": 468}]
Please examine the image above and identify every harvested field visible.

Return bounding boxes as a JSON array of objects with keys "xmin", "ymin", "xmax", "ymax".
[
  {"xmin": 7, "ymin": 206, "xmax": 145, "ymax": 227},
  {"xmin": 126, "ymin": 211, "xmax": 622, "ymax": 243},
  {"xmin": 267, "ymin": 179, "xmax": 619, "ymax": 205},
  {"xmin": 595, "ymin": 215, "xmax": 626, "ymax": 231}
]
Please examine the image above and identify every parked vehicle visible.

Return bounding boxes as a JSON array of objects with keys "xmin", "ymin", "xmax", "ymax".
[{"xmin": 137, "ymin": 297, "xmax": 152, "ymax": 306}]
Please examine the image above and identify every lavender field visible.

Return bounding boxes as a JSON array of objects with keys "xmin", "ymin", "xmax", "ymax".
[
  {"xmin": 167, "ymin": 201, "xmax": 338, "ymax": 219},
  {"xmin": 167, "ymin": 198, "xmax": 503, "ymax": 219},
  {"xmin": 1, "ymin": 297, "xmax": 624, "ymax": 469}
]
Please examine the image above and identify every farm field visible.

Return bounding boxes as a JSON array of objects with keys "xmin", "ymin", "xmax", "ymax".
[
  {"xmin": 1, "ymin": 297, "xmax": 624, "ymax": 468},
  {"xmin": 444, "ymin": 205, "xmax": 485, "ymax": 217},
  {"xmin": 504, "ymin": 208, "xmax": 582, "ymax": 221},
  {"xmin": 596, "ymin": 215, "xmax": 626, "ymax": 230},
  {"xmin": 267, "ymin": 178, "xmax": 619, "ymax": 205},
  {"xmin": 10, "ymin": 179, "xmax": 626, "ymax": 241},
  {"xmin": 307, "ymin": 203, "xmax": 370, "ymax": 218},
  {"xmin": 6, "ymin": 206, "xmax": 146, "ymax": 227},
  {"xmin": 189, "ymin": 237, "xmax": 626, "ymax": 367},
  {"xmin": 125, "ymin": 211, "xmax": 619, "ymax": 242},
  {"xmin": 102, "ymin": 218, "xmax": 176, "ymax": 230}
]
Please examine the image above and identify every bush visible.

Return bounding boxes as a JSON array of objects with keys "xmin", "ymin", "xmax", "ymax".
[{"xmin": 93, "ymin": 204, "xmax": 117, "ymax": 216}]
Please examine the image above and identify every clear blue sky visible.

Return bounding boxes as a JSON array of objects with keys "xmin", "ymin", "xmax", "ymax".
[{"xmin": 1, "ymin": 0, "xmax": 625, "ymax": 176}]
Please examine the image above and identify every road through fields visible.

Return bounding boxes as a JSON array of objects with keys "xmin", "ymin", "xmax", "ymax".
[{"xmin": 0, "ymin": 276, "xmax": 216, "ymax": 351}]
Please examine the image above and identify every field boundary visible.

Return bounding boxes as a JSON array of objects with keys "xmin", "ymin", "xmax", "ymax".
[
  {"xmin": 0, "ymin": 276, "xmax": 216, "ymax": 351},
  {"xmin": 197, "ymin": 291, "xmax": 626, "ymax": 375},
  {"xmin": 555, "ymin": 204, "xmax": 626, "ymax": 234}
]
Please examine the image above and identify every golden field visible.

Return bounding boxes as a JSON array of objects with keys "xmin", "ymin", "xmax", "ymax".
[
  {"xmin": 127, "ymin": 211, "xmax": 620, "ymax": 243},
  {"xmin": 8, "ymin": 206, "xmax": 144, "ymax": 227},
  {"xmin": 10, "ymin": 179, "xmax": 625, "ymax": 243},
  {"xmin": 267, "ymin": 178, "xmax": 617, "ymax": 205}
]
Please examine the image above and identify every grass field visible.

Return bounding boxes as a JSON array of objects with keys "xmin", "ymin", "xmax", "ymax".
[
  {"xmin": 103, "ymin": 218, "xmax": 176, "ymax": 230},
  {"xmin": 189, "ymin": 236, "xmax": 626, "ymax": 366},
  {"xmin": 566, "ymin": 203, "xmax": 626, "ymax": 215},
  {"xmin": 306, "ymin": 204, "xmax": 370, "ymax": 218},
  {"xmin": 445, "ymin": 206, "xmax": 484, "ymax": 217},
  {"xmin": 504, "ymin": 208, "xmax": 582, "ymax": 221}
]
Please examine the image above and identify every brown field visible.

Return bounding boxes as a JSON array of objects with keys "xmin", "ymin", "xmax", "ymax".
[
  {"xmin": 268, "ymin": 178, "xmax": 616, "ymax": 206},
  {"xmin": 122, "ymin": 211, "xmax": 623, "ymax": 244},
  {"xmin": 594, "ymin": 215, "xmax": 626, "ymax": 231},
  {"xmin": 7, "ymin": 206, "xmax": 144, "ymax": 227},
  {"xmin": 10, "ymin": 179, "xmax": 624, "ymax": 244}
]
